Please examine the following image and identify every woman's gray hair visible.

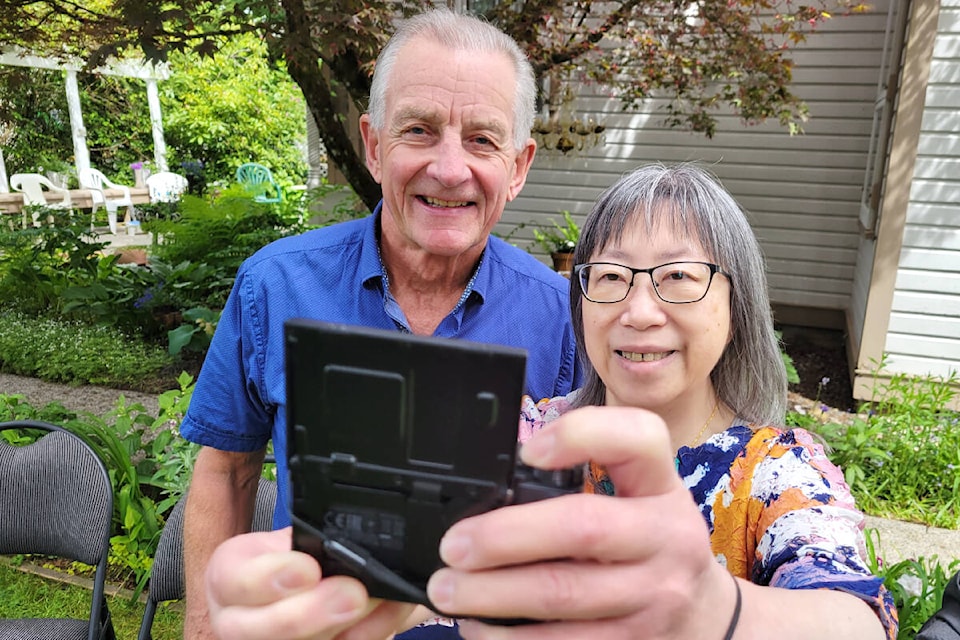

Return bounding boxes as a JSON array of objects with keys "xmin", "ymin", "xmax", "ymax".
[
  {"xmin": 366, "ymin": 7, "xmax": 536, "ymax": 151},
  {"xmin": 571, "ymin": 163, "xmax": 787, "ymax": 426}
]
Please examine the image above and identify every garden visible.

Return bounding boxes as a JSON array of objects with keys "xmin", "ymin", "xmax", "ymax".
[{"xmin": 0, "ymin": 186, "xmax": 957, "ymax": 637}]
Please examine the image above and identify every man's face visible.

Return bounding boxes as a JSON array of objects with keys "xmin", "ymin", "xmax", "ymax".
[{"xmin": 360, "ymin": 37, "xmax": 536, "ymax": 259}]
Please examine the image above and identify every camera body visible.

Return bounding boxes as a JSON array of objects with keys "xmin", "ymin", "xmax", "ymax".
[{"xmin": 284, "ymin": 319, "xmax": 582, "ymax": 612}]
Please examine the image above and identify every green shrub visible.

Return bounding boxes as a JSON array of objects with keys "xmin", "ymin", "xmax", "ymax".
[
  {"xmin": 802, "ymin": 359, "xmax": 960, "ymax": 529},
  {"xmin": 0, "ymin": 211, "xmax": 109, "ymax": 316},
  {"xmin": 143, "ymin": 189, "xmax": 306, "ymax": 279},
  {"xmin": 0, "ymin": 311, "xmax": 173, "ymax": 387}
]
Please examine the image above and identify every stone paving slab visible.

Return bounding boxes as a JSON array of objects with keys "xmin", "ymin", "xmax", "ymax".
[{"xmin": 866, "ymin": 515, "xmax": 960, "ymax": 570}]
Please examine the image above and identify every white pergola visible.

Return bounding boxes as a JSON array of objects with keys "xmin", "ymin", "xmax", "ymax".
[{"xmin": 0, "ymin": 47, "xmax": 170, "ymax": 192}]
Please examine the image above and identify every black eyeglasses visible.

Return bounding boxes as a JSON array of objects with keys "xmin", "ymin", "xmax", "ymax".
[{"xmin": 574, "ymin": 261, "xmax": 728, "ymax": 304}]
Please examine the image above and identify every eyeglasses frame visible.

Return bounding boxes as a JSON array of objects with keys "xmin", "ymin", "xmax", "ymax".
[{"xmin": 573, "ymin": 260, "xmax": 729, "ymax": 305}]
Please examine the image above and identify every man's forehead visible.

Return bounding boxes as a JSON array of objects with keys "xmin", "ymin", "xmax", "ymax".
[{"xmin": 385, "ymin": 43, "xmax": 517, "ymax": 130}]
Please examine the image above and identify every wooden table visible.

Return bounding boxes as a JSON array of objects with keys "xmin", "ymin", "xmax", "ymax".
[{"xmin": 0, "ymin": 188, "xmax": 151, "ymax": 215}]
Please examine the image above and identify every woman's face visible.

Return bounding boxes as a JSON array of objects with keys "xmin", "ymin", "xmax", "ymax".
[{"xmin": 581, "ymin": 216, "xmax": 732, "ymax": 413}]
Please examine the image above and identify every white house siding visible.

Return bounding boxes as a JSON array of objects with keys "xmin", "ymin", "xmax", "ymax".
[
  {"xmin": 500, "ymin": 2, "xmax": 896, "ymax": 319},
  {"xmin": 886, "ymin": 0, "xmax": 960, "ymax": 388}
]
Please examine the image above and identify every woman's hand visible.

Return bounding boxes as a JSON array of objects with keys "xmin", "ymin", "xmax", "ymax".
[
  {"xmin": 206, "ymin": 527, "xmax": 417, "ymax": 640},
  {"xmin": 425, "ymin": 405, "xmax": 737, "ymax": 640}
]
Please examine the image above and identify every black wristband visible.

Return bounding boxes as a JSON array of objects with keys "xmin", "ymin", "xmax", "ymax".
[{"xmin": 722, "ymin": 576, "xmax": 742, "ymax": 640}]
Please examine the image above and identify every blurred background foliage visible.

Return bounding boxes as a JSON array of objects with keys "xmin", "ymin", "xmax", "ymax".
[{"xmin": 0, "ymin": 32, "xmax": 307, "ymax": 188}]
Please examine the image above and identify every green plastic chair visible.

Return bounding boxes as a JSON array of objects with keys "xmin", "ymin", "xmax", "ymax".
[{"xmin": 236, "ymin": 162, "xmax": 283, "ymax": 203}]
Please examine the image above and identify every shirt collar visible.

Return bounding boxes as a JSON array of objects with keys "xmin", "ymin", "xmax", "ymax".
[{"xmin": 360, "ymin": 200, "xmax": 488, "ymax": 306}]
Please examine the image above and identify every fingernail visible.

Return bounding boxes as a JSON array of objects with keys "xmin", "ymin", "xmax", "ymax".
[
  {"xmin": 520, "ymin": 431, "xmax": 554, "ymax": 466},
  {"xmin": 427, "ymin": 570, "xmax": 455, "ymax": 610},
  {"xmin": 438, "ymin": 529, "xmax": 470, "ymax": 565}
]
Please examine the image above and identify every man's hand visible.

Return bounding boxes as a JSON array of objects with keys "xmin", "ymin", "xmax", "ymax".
[{"xmin": 206, "ymin": 528, "xmax": 418, "ymax": 640}]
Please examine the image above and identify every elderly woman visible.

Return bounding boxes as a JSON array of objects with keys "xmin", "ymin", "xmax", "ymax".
[{"xmin": 205, "ymin": 164, "xmax": 897, "ymax": 640}]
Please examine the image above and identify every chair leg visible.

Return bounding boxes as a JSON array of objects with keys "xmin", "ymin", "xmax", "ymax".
[{"xmin": 107, "ymin": 210, "xmax": 117, "ymax": 234}]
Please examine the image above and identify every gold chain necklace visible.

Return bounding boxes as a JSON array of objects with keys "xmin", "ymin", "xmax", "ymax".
[{"xmin": 689, "ymin": 399, "xmax": 720, "ymax": 447}]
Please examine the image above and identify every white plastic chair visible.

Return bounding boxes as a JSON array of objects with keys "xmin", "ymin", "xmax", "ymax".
[
  {"xmin": 145, "ymin": 171, "xmax": 189, "ymax": 203},
  {"xmin": 78, "ymin": 167, "xmax": 133, "ymax": 234},
  {"xmin": 9, "ymin": 173, "xmax": 73, "ymax": 228}
]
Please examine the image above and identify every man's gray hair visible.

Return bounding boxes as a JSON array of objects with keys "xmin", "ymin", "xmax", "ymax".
[
  {"xmin": 570, "ymin": 162, "xmax": 788, "ymax": 426},
  {"xmin": 366, "ymin": 7, "xmax": 536, "ymax": 151}
]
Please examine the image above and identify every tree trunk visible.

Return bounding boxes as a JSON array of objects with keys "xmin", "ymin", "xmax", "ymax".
[{"xmin": 280, "ymin": 0, "xmax": 382, "ymax": 211}]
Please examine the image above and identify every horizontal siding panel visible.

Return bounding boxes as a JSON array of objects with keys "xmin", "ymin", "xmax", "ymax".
[
  {"xmin": 738, "ymin": 196, "xmax": 860, "ymax": 217},
  {"xmin": 789, "ymin": 50, "xmax": 891, "ymax": 67},
  {"xmin": 903, "ymin": 202, "xmax": 960, "ymax": 226},
  {"xmin": 920, "ymin": 108, "xmax": 960, "ymax": 133},
  {"xmin": 768, "ymin": 288, "xmax": 850, "ymax": 309},
  {"xmin": 754, "ymin": 228, "xmax": 858, "ymax": 248},
  {"xmin": 521, "ymin": 183, "xmax": 624, "ymax": 203},
  {"xmin": 912, "ymin": 156, "xmax": 960, "ymax": 178},
  {"xmin": 891, "ymin": 291, "xmax": 960, "ymax": 316},
  {"xmin": 898, "ymin": 247, "xmax": 960, "ymax": 271},
  {"xmin": 881, "ymin": 353, "xmax": 960, "ymax": 379},
  {"xmin": 750, "ymin": 211, "xmax": 860, "ymax": 233},
  {"xmin": 927, "ymin": 63, "xmax": 960, "ymax": 83},
  {"xmin": 923, "ymin": 86, "xmax": 960, "ymax": 108},
  {"xmin": 901, "ymin": 228, "xmax": 960, "ymax": 251},
  {"xmin": 530, "ymin": 156, "xmax": 868, "ymax": 185},
  {"xmin": 604, "ymin": 129, "xmax": 873, "ymax": 153},
  {"xmin": 603, "ymin": 114, "xmax": 876, "ymax": 137},
  {"xmin": 916, "ymin": 134, "xmax": 960, "ymax": 155},
  {"xmin": 767, "ymin": 258, "xmax": 856, "ymax": 279},
  {"xmin": 540, "ymin": 146, "xmax": 870, "ymax": 170},
  {"xmin": 884, "ymin": 333, "xmax": 960, "ymax": 365},
  {"xmin": 888, "ymin": 312, "xmax": 960, "ymax": 340},
  {"xmin": 932, "ymin": 35, "xmax": 960, "ymax": 56},
  {"xmin": 721, "ymin": 179, "xmax": 862, "ymax": 201},
  {"xmin": 936, "ymin": 7, "xmax": 960, "ymax": 30},
  {"xmin": 790, "ymin": 32, "xmax": 893, "ymax": 49},
  {"xmin": 908, "ymin": 178, "xmax": 960, "ymax": 203},
  {"xmin": 767, "ymin": 273, "xmax": 853, "ymax": 295},
  {"xmin": 894, "ymin": 269, "xmax": 960, "ymax": 295},
  {"xmin": 790, "ymin": 68, "xmax": 884, "ymax": 84},
  {"xmin": 763, "ymin": 243, "xmax": 857, "ymax": 263}
]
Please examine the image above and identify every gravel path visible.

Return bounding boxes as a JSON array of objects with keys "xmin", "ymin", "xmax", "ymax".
[{"xmin": 0, "ymin": 372, "xmax": 160, "ymax": 417}]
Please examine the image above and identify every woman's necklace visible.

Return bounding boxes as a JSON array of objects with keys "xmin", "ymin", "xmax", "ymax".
[{"xmin": 688, "ymin": 399, "xmax": 720, "ymax": 448}]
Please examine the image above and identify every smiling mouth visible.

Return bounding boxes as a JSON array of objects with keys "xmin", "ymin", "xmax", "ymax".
[
  {"xmin": 420, "ymin": 196, "xmax": 473, "ymax": 208},
  {"xmin": 617, "ymin": 350, "xmax": 673, "ymax": 362}
]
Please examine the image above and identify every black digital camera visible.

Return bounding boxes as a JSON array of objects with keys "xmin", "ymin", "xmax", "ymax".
[{"xmin": 284, "ymin": 319, "xmax": 582, "ymax": 615}]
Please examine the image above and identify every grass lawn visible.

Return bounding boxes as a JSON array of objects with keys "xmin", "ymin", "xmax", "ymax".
[{"xmin": 0, "ymin": 562, "xmax": 183, "ymax": 639}]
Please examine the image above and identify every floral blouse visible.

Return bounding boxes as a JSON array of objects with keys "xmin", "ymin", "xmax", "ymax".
[{"xmin": 517, "ymin": 393, "xmax": 899, "ymax": 639}]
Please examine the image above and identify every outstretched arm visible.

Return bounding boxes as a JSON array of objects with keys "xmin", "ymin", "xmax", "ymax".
[{"xmin": 426, "ymin": 406, "xmax": 890, "ymax": 640}]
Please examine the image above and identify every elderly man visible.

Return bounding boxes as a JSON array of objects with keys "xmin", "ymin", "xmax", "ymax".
[{"xmin": 181, "ymin": 8, "xmax": 581, "ymax": 639}]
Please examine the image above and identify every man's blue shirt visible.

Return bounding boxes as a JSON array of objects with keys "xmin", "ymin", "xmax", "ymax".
[{"xmin": 180, "ymin": 207, "xmax": 582, "ymax": 530}]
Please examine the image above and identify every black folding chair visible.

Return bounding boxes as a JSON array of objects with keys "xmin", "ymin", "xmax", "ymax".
[
  {"xmin": 136, "ymin": 477, "xmax": 278, "ymax": 640},
  {"xmin": 0, "ymin": 420, "xmax": 116, "ymax": 640}
]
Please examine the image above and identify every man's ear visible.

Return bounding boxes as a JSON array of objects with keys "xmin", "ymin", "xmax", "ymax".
[
  {"xmin": 359, "ymin": 114, "xmax": 382, "ymax": 183},
  {"xmin": 506, "ymin": 137, "xmax": 537, "ymax": 202}
]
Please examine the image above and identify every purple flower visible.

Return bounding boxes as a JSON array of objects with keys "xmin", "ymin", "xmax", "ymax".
[
  {"xmin": 130, "ymin": 161, "xmax": 144, "ymax": 170},
  {"xmin": 134, "ymin": 290, "xmax": 153, "ymax": 309}
]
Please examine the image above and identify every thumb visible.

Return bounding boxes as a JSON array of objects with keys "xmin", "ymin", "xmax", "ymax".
[{"xmin": 519, "ymin": 405, "xmax": 681, "ymax": 498}]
